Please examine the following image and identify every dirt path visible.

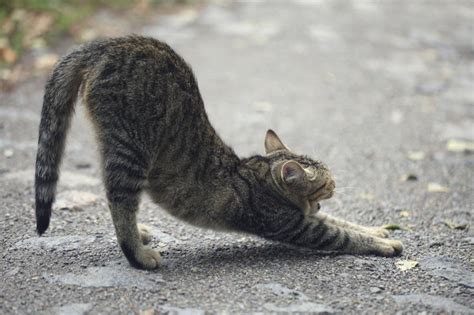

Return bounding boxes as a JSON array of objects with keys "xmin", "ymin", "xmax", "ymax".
[{"xmin": 0, "ymin": 1, "xmax": 473, "ymax": 313}]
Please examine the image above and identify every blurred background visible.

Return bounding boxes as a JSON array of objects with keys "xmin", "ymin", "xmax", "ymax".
[
  {"xmin": 0, "ymin": 0, "xmax": 199, "ymax": 90},
  {"xmin": 0, "ymin": 0, "xmax": 473, "ymax": 314}
]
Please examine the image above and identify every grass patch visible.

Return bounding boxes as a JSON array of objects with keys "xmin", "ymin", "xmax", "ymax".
[{"xmin": 0, "ymin": 0, "xmax": 192, "ymax": 67}]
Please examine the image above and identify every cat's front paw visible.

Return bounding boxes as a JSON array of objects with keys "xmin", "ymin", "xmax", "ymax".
[
  {"xmin": 365, "ymin": 227, "xmax": 390, "ymax": 238},
  {"xmin": 373, "ymin": 239, "xmax": 403, "ymax": 257},
  {"xmin": 134, "ymin": 247, "xmax": 162, "ymax": 269}
]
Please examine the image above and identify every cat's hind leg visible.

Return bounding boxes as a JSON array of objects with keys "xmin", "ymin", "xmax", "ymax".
[{"xmin": 103, "ymin": 145, "xmax": 161, "ymax": 270}]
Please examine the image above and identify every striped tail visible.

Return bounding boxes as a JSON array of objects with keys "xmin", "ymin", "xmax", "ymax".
[{"xmin": 35, "ymin": 50, "xmax": 88, "ymax": 235}]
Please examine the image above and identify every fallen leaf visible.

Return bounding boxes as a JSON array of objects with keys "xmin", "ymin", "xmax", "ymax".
[
  {"xmin": 407, "ymin": 151, "xmax": 425, "ymax": 161},
  {"xmin": 253, "ymin": 101, "xmax": 273, "ymax": 112},
  {"xmin": 0, "ymin": 46, "xmax": 17, "ymax": 64},
  {"xmin": 359, "ymin": 192, "xmax": 375, "ymax": 200},
  {"xmin": 79, "ymin": 29, "xmax": 98, "ymax": 42},
  {"xmin": 22, "ymin": 13, "xmax": 54, "ymax": 45},
  {"xmin": 400, "ymin": 173, "xmax": 418, "ymax": 181},
  {"xmin": 395, "ymin": 259, "xmax": 418, "ymax": 271},
  {"xmin": 399, "ymin": 210, "xmax": 411, "ymax": 217},
  {"xmin": 427, "ymin": 183, "xmax": 450, "ymax": 193},
  {"xmin": 381, "ymin": 224, "xmax": 402, "ymax": 230},
  {"xmin": 446, "ymin": 139, "xmax": 474, "ymax": 153},
  {"xmin": 54, "ymin": 190, "xmax": 99, "ymax": 211},
  {"xmin": 444, "ymin": 220, "xmax": 469, "ymax": 230},
  {"xmin": 35, "ymin": 53, "xmax": 59, "ymax": 71},
  {"xmin": 140, "ymin": 308, "xmax": 154, "ymax": 315}
]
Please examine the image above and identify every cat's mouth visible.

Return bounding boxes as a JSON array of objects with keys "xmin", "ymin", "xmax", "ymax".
[{"xmin": 309, "ymin": 179, "xmax": 335, "ymax": 203}]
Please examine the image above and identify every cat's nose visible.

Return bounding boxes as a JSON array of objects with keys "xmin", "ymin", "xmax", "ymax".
[{"xmin": 326, "ymin": 178, "xmax": 335, "ymax": 190}]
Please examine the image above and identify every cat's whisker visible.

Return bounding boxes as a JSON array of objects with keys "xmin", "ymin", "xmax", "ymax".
[
  {"xmin": 333, "ymin": 186, "xmax": 355, "ymax": 191},
  {"xmin": 334, "ymin": 190, "xmax": 350, "ymax": 196}
]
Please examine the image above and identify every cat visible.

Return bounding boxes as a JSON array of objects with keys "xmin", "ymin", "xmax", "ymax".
[{"xmin": 35, "ymin": 36, "xmax": 403, "ymax": 270}]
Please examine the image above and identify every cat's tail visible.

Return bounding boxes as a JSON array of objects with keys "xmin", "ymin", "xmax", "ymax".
[{"xmin": 35, "ymin": 49, "xmax": 90, "ymax": 235}]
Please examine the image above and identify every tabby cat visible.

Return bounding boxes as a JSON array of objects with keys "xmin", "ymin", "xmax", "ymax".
[{"xmin": 35, "ymin": 36, "xmax": 403, "ymax": 269}]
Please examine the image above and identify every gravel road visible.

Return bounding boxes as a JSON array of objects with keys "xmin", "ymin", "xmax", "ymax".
[{"xmin": 1, "ymin": 0, "xmax": 473, "ymax": 314}]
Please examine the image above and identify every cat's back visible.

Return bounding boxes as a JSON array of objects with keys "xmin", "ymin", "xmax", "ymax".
[
  {"xmin": 80, "ymin": 36, "xmax": 204, "ymax": 140},
  {"xmin": 82, "ymin": 36, "xmax": 200, "ymax": 113}
]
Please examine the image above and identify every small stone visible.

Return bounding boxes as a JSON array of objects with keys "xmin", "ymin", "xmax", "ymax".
[
  {"xmin": 428, "ymin": 241, "xmax": 444, "ymax": 248},
  {"xmin": 407, "ymin": 151, "xmax": 425, "ymax": 161},
  {"xmin": 444, "ymin": 220, "xmax": 468, "ymax": 230},
  {"xmin": 75, "ymin": 162, "xmax": 92, "ymax": 169},
  {"xmin": 4, "ymin": 149, "xmax": 14, "ymax": 158},
  {"xmin": 462, "ymin": 237, "xmax": 474, "ymax": 245},
  {"xmin": 370, "ymin": 287, "xmax": 384, "ymax": 294},
  {"xmin": 400, "ymin": 173, "xmax": 418, "ymax": 181}
]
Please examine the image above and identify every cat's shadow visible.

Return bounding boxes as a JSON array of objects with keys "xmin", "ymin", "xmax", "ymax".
[{"xmin": 156, "ymin": 240, "xmax": 340, "ymax": 277}]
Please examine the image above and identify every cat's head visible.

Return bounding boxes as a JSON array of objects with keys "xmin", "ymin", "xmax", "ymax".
[{"xmin": 246, "ymin": 130, "xmax": 335, "ymax": 213}]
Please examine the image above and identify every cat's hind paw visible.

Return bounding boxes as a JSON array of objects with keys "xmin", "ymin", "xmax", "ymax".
[{"xmin": 137, "ymin": 223, "xmax": 152, "ymax": 245}]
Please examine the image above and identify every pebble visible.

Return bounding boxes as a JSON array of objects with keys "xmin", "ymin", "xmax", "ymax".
[
  {"xmin": 370, "ymin": 287, "xmax": 384, "ymax": 294},
  {"xmin": 4, "ymin": 149, "xmax": 14, "ymax": 158}
]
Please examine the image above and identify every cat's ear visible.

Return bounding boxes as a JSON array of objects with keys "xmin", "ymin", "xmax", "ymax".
[
  {"xmin": 281, "ymin": 161, "xmax": 305, "ymax": 185},
  {"xmin": 265, "ymin": 129, "xmax": 290, "ymax": 154}
]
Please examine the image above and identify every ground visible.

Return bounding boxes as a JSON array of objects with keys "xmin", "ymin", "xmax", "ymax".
[{"xmin": 0, "ymin": 1, "xmax": 473, "ymax": 314}]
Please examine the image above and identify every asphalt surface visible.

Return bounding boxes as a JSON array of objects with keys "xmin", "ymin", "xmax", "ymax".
[{"xmin": 1, "ymin": 0, "xmax": 473, "ymax": 314}]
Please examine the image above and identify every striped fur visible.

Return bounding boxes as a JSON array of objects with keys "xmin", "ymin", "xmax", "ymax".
[{"xmin": 35, "ymin": 36, "xmax": 402, "ymax": 269}]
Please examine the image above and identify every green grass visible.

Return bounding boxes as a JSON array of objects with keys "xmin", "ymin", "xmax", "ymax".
[{"xmin": 0, "ymin": 0, "xmax": 191, "ymax": 67}]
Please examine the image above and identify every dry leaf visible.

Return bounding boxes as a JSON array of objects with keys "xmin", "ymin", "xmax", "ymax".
[
  {"xmin": 395, "ymin": 259, "xmax": 418, "ymax": 271},
  {"xmin": 140, "ymin": 308, "xmax": 154, "ymax": 315},
  {"xmin": 399, "ymin": 210, "xmax": 411, "ymax": 217},
  {"xmin": 427, "ymin": 183, "xmax": 450, "ymax": 193},
  {"xmin": 381, "ymin": 224, "xmax": 402, "ymax": 230},
  {"xmin": 400, "ymin": 173, "xmax": 418, "ymax": 181},
  {"xmin": 359, "ymin": 192, "xmax": 375, "ymax": 200},
  {"xmin": 446, "ymin": 139, "xmax": 474, "ymax": 153},
  {"xmin": 253, "ymin": 101, "xmax": 273, "ymax": 113},
  {"xmin": 407, "ymin": 151, "xmax": 425, "ymax": 161},
  {"xmin": 22, "ymin": 13, "xmax": 54, "ymax": 44},
  {"xmin": 444, "ymin": 220, "xmax": 468, "ymax": 230},
  {"xmin": 0, "ymin": 46, "xmax": 17, "ymax": 64},
  {"xmin": 54, "ymin": 190, "xmax": 99, "ymax": 211},
  {"xmin": 79, "ymin": 29, "xmax": 98, "ymax": 42},
  {"xmin": 35, "ymin": 53, "xmax": 59, "ymax": 71}
]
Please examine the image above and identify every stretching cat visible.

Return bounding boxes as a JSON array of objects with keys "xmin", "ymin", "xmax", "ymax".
[{"xmin": 35, "ymin": 36, "xmax": 402, "ymax": 270}]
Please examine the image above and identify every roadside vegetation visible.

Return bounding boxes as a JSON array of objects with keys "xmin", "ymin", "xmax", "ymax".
[{"xmin": 0, "ymin": 0, "xmax": 193, "ymax": 90}]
